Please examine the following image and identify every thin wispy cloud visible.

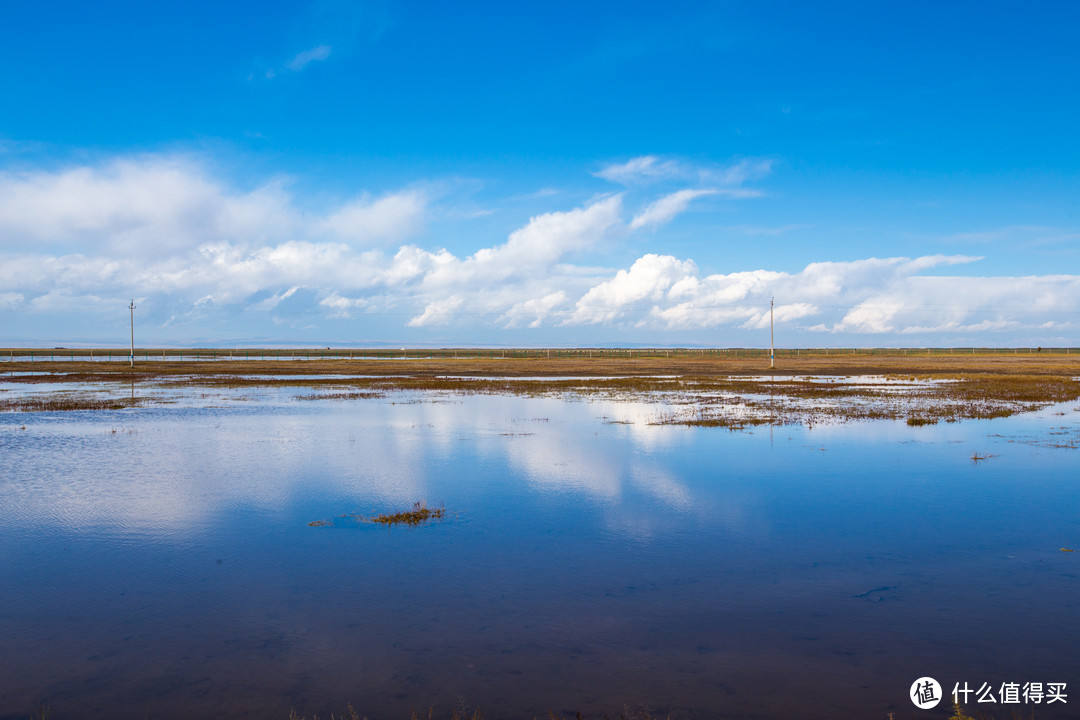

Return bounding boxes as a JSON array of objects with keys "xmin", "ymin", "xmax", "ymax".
[
  {"xmin": 630, "ymin": 189, "xmax": 718, "ymax": 230},
  {"xmin": 594, "ymin": 155, "xmax": 772, "ymax": 188},
  {"xmin": 287, "ymin": 44, "xmax": 332, "ymax": 71},
  {"xmin": 594, "ymin": 156, "xmax": 681, "ymax": 185},
  {"xmin": 727, "ymin": 224, "xmax": 811, "ymax": 236},
  {"xmin": 940, "ymin": 225, "xmax": 1080, "ymax": 247}
]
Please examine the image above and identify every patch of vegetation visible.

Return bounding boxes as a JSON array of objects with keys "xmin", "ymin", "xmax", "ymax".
[
  {"xmin": 0, "ymin": 396, "xmax": 142, "ymax": 412},
  {"xmin": 294, "ymin": 391, "xmax": 385, "ymax": 401},
  {"xmin": 309, "ymin": 502, "xmax": 447, "ymax": 529},
  {"xmin": 369, "ymin": 501, "xmax": 445, "ymax": 526},
  {"xmin": 906, "ymin": 416, "xmax": 938, "ymax": 426}
]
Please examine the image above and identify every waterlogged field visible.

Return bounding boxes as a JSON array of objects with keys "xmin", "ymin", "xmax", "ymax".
[{"xmin": 1, "ymin": 367, "xmax": 1079, "ymax": 719}]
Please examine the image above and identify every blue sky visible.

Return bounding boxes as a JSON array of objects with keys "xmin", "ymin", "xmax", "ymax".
[{"xmin": 1, "ymin": 1, "xmax": 1078, "ymax": 347}]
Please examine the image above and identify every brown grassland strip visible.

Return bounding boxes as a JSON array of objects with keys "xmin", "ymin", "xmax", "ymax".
[
  {"xmin": 4, "ymin": 355, "xmax": 1080, "ymax": 426},
  {"xmin": 5, "ymin": 353, "xmax": 1080, "ymax": 378}
]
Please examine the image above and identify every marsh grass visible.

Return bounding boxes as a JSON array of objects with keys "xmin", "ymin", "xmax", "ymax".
[
  {"xmin": 6, "ymin": 356, "xmax": 1080, "ymax": 431},
  {"xmin": 309, "ymin": 502, "xmax": 447, "ymax": 529},
  {"xmin": 0, "ymin": 395, "xmax": 142, "ymax": 412},
  {"xmin": 294, "ymin": 390, "xmax": 385, "ymax": 401},
  {"xmin": 369, "ymin": 501, "xmax": 445, "ymax": 526}
]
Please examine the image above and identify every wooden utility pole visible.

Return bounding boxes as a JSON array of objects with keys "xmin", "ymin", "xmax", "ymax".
[
  {"xmin": 129, "ymin": 300, "xmax": 136, "ymax": 367},
  {"xmin": 770, "ymin": 297, "xmax": 775, "ymax": 369}
]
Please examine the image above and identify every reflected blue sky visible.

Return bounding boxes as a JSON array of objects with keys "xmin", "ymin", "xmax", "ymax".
[{"xmin": 1, "ymin": 389, "xmax": 1078, "ymax": 718}]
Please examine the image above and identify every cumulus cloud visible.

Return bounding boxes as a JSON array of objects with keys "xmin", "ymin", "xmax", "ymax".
[
  {"xmin": 571, "ymin": 254, "xmax": 698, "ymax": 325},
  {"xmin": 0, "ymin": 156, "xmax": 426, "ymax": 259},
  {"xmin": 2, "ymin": 153, "xmax": 1077, "ymax": 344},
  {"xmin": 553, "ymin": 252, "xmax": 1079, "ymax": 337},
  {"xmin": 419, "ymin": 194, "xmax": 624, "ymax": 288},
  {"xmin": 0, "ymin": 157, "xmax": 297, "ymax": 254}
]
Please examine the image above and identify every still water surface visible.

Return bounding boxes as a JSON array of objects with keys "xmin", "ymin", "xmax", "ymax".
[{"xmin": 1, "ymin": 384, "xmax": 1078, "ymax": 719}]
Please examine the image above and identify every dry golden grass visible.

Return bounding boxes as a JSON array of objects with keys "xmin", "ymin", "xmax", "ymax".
[{"xmin": 7, "ymin": 351, "xmax": 1080, "ymax": 380}]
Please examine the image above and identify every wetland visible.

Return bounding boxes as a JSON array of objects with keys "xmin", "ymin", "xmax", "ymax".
[{"xmin": 1, "ymin": 353, "xmax": 1078, "ymax": 719}]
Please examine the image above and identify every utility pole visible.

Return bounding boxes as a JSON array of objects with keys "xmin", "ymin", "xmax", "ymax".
[
  {"xmin": 129, "ymin": 299, "xmax": 136, "ymax": 367},
  {"xmin": 770, "ymin": 297, "xmax": 775, "ymax": 369}
]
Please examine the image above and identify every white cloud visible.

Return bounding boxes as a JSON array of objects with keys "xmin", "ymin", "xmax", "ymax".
[
  {"xmin": 0, "ymin": 157, "xmax": 297, "ymax": 255},
  {"xmin": 420, "ymin": 194, "xmax": 624, "ymax": 288},
  {"xmin": 287, "ymin": 44, "xmax": 332, "ymax": 71},
  {"xmin": 554, "ymin": 252, "xmax": 1080, "ymax": 337},
  {"xmin": 318, "ymin": 190, "xmax": 426, "ymax": 245},
  {"xmin": 594, "ymin": 155, "xmax": 681, "ymax": 184},
  {"xmin": 3, "ymin": 153, "xmax": 1078, "ymax": 344},
  {"xmin": 480, "ymin": 194, "xmax": 622, "ymax": 267},
  {"xmin": 571, "ymin": 254, "xmax": 698, "ymax": 325},
  {"xmin": 250, "ymin": 286, "xmax": 300, "ymax": 311},
  {"xmin": 0, "ymin": 156, "xmax": 427, "ymax": 263},
  {"xmin": 500, "ymin": 291, "xmax": 569, "ymax": 328},
  {"xmin": 319, "ymin": 292, "xmax": 368, "ymax": 318},
  {"xmin": 408, "ymin": 295, "xmax": 464, "ymax": 327},
  {"xmin": 630, "ymin": 189, "xmax": 718, "ymax": 230},
  {"xmin": 595, "ymin": 155, "xmax": 772, "ymax": 189},
  {"xmin": 704, "ymin": 158, "xmax": 773, "ymax": 186}
]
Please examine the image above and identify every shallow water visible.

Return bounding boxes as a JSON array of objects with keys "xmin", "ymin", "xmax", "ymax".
[{"xmin": 1, "ymin": 384, "xmax": 1078, "ymax": 719}]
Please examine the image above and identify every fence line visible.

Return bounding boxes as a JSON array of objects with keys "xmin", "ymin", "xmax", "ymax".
[{"xmin": 1, "ymin": 347, "xmax": 1077, "ymax": 363}]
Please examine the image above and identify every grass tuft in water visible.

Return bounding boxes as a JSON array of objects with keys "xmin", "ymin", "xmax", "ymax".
[
  {"xmin": 309, "ymin": 501, "xmax": 447, "ymax": 529},
  {"xmin": 370, "ymin": 501, "xmax": 445, "ymax": 526}
]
